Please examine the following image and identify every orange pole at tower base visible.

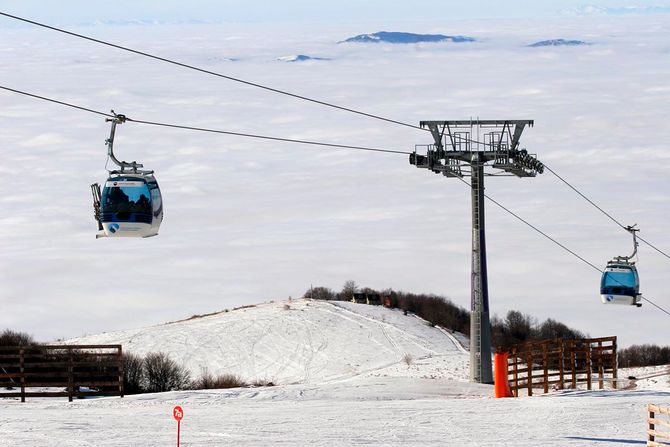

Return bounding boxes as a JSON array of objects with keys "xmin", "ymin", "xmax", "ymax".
[{"xmin": 494, "ymin": 352, "xmax": 513, "ymax": 398}]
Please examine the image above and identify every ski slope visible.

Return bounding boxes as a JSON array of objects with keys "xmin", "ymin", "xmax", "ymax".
[
  {"xmin": 3, "ymin": 300, "xmax": 670, "ymax": 446},
  {"xmin": 66, "ymin": 300, "xmax": 470, "ymax": 384}
]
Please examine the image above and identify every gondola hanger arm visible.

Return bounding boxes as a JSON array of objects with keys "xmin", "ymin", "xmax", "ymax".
[{"xmin": 105, "ymin": 111, "xmax": 144, "ymax": 173}]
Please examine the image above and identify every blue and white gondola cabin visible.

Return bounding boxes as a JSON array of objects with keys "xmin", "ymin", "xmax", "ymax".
[
  {"xmin": 99, "ymin": 174, "xmax": 163, "ymax": 238},
  {"xmin": 600, "ymin": 262, "xmax": 641, "ymax": 307}
]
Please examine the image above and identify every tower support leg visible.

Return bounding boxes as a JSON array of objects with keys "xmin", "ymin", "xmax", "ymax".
[{"xmin": 470, "ymin": 155, "xmax": 493, "ymax": 384}]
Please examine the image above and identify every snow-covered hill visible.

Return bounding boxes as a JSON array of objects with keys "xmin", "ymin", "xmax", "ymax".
[{"xmin": 67, "ymin": 300, "xmax": 470, "ymax": 384}]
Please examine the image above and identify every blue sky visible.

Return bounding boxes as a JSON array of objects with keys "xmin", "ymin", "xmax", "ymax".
[{"xmin": 3, "ymin": 0, "xmax": 670, "ymax": 23}]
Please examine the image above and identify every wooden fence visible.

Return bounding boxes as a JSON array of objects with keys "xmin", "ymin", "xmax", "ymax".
[
  {"xmin": 648, "ymin": 404, "xmax": 670, "ymax": 446},
  {"xmin": 0, "ymin": 345, "xmax": 123, "ymax": 402},
  {"xmin": 506, "ymin": 336, "xmax": 617, "ymax": 396}
]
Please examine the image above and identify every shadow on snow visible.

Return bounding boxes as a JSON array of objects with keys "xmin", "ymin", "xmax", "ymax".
[{"xmin": 564, "ymin": 436, "xmax": 645, "ymax": 444}]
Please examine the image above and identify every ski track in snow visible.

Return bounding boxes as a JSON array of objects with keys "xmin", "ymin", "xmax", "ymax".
[{"xmin": 328, "ymin": 301, "xmax": 449, "ymax": 355}]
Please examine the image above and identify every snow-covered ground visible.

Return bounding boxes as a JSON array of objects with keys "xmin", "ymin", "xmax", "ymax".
[
  {"xmin": 2, "ymin": 300, "xmax": 670, "ymax": 446},
  {"xmin": 2, "ymin": 375, "xmax": 669, "ymax": 445},
  {"xmin": 619, "ymin": 365, "xmax": 670, "ymax": 391}
]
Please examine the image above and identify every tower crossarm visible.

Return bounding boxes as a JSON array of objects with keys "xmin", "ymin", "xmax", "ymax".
[
  {"xmin": 420, "ymin": 119, "xmax": 534, "ymax": 127},
  {"xmin": 420, "ymin": 119, "xmax": 534, "ymax": 151},
  {"xmin": 412, "ymin": 119, "xmax": 542, "ymax": 178}
]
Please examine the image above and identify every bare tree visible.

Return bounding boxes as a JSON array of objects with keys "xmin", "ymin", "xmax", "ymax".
[
  {"xmin": 341, "ymin": 280, "xmax": 358, "ymax": 300},
  {"xmin": 536, "ymin": 318, "xmax": 585, "ymax": 340},
  {"xmin": 122, "ymin": 352, "xmax": 145, "ymax": 394},
  {"xmin": 0, "ymin": 329, "xmax": 37, "ymax": 346},
  {"xmin": 505, "ymin": 310, "xmax": 535, "ymax": 344},
  {"xmin": 193, "ymin": 371, "xmax": 246, "ymax": 389},
  {"xmin": 142, "ymin": 352, "xmax": 191, "ymax": 392}
]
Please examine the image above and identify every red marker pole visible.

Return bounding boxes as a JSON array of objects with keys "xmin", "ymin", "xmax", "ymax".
[{"xmin": 173, "ymin": 406, "xmax": 184, "ymax": 447}]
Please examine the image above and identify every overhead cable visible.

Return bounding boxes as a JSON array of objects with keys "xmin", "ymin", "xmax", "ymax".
[
  {"xmin": 0, "ymin": 85, "xmax": 410, "ymax": 155},
  {"xmin": 0, "ymin": 11, "xmax": 427, "ymax": 133},
  {"xmin": 0, "ymin": 85, "xmax": 114, "ymax": 118},
  {"xmin": 544, "ymin": 164, "xmax": 670, "ymax": 260},
  {"xmin": 455, "ymin": 177, "xmax": 602, "ymax": 271}
]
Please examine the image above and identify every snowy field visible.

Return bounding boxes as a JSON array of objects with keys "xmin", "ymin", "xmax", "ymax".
[
  {"xmin": 2, "ymin": 300, "xmax": 669, "ymax": 446},
  {"xmin": 2, "ymin": 382, "xmax": 669, "ymax": 446}
]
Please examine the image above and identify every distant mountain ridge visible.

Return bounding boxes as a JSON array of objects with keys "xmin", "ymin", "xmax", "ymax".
[
  {"xmin": 277, "ymin": 54, "xmax": 330, "ymax": 62},
  {"xmin": 341, "ymin": 31, "xmax": 475, "ymax": 44},
  {"xmin": 529, "ymin": 39, "xmax": 589, "ymax": 47}
]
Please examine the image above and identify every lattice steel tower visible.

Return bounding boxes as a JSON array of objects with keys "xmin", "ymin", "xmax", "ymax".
[{"xmin": 410, "ymin": 120, "xmax": 544, "ymax": 383}]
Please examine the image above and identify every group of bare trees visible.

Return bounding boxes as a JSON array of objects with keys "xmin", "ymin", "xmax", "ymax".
[
  {"xmin": 123, "ymin": 352, "xmax": 254, "ymax": 394},
  {"xmin": 490, "ymin": 311, "xmax": 586, "ymax": 350},
  {"xmin": 0, "ymin": 329, "xmax": 36, "ymax": 347},
  {"xmin": 618, "ymin": 344, "xmax": 670, "ymax": 368},
  {"xmin": 122, "ymin": 352, "xmax": 191, "ymax": 394},
  {"xmin": 305, "ymin": 282, "xmax": 585, "ymax": 350},
  {"xmin": 304, "ymin": 280, "xmax": 360, "ymax": 301}
]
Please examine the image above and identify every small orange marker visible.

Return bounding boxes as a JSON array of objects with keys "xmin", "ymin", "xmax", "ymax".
[{"xmin": 494, "ymin": 352, "xmax": 513, "ymax": 398}]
